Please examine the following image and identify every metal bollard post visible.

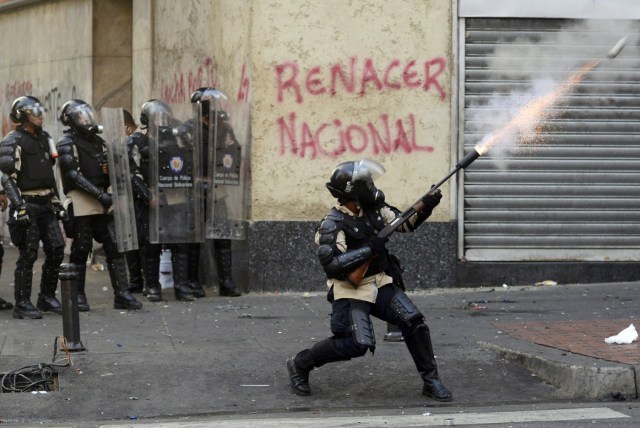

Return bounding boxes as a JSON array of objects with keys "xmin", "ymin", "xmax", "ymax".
[
  {"xmin": 383, "ymin": 321, "xmax": 404, "ymax": 342},
  {"xmin": 59, "ymin": 263, "xmax": 86, "ymax": 352}
]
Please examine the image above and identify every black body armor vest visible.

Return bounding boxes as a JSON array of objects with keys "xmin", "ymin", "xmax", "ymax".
[
  {"xmin": 331, "ymin": 206, "xmax": 390, "ymax": 276},
  {"xmin": 75, "ymin": 135, "xmax": 109, "ymax": 190},
  {"xmin": 12, "ymin": 129, "xmax": 56, "ymax": 191}
]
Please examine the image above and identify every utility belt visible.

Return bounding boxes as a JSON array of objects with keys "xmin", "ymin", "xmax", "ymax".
[{"xmin": 22, "ymin": 194, "xmax": 54, "ymax": 205}]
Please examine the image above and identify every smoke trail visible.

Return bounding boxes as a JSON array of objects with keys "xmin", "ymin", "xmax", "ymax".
[{"xmin": 466, "ymin": 19, "xmax": 640, "ymax": 169}]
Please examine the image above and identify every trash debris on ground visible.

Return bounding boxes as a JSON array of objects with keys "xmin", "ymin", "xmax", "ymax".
[
  {"xmin": 604, "ymin": 324, "xmax": 638, "ymax": 344},
  {"xmin": 91, "ymin": 263, "xmax": 105, "ymax": 271},
  {"xmin": 535, "ymin": 280, "xmax": 558, "ymax": 286},
  {"xmin": 468, "ymin": 302, "xmax": 487, "ymax": 310}
]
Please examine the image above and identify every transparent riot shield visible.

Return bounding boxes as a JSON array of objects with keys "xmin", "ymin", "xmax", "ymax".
[
  {"xmin": 100, "ymin": 107, "xmax": 138, "ymax": 252},
  {"xmin": 205, "ymin": 91, "xmax": 249, "ymax": 240},
  {"xmin": 148, "ymin": 101, "xmax": 204, "ymax": 244}
]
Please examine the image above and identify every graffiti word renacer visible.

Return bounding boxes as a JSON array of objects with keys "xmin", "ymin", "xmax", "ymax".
[{"xmin": 274, "ymin": 56, "xmax": 446, "ymax": 158}]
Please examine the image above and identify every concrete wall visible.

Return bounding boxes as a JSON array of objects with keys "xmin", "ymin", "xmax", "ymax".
[
  {"xmin": 0, "ymin": 0, "xmax": 131, "ymax": 136},
  {"xmin": 245, "ymin": 0, "xmax": 456, "ymax": 291},
  {"xmin": 0, "ymin": 0, "xmax": 458, "ymax": 291},
  {"xmin": 0, "ymin": 0, "xmax": 91, "ymax": 137},
  {"xmin": 92, "ymin": 0, "xmax": 132, "ymax": 111},
  {"xmin": 250, "ymin": 0, "xmax": 454, "ymax": 222}
]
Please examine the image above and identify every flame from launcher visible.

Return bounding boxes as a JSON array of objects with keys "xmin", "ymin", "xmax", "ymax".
[{"xmin": 475, "ymin": 60, "xmax": 600, "ymax": 155}]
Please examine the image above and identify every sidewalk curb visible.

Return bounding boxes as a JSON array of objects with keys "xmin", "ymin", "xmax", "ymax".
[{"xmin": 479, "ymin": 341, "xmax": 638, "ymax": 399}]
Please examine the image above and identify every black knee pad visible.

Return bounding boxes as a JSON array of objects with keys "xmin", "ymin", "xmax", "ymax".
[
  {"xmin": 350, "ymin": 303, "xmax": 376, "ymax": 353},
  {"xmin": 20, "ymin": 248, "xmax": 38, "ymax": 266},
  {"xmin": 390, "ymin": 291, "xmax": 423, "ymax": 325},
  {"xmin": 46, "ymin": 245, "xmax": 65, "ymax": 265}
]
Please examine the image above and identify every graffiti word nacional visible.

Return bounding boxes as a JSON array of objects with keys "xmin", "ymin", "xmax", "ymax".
[{"xmin": 277, "ymin": 112, "xmax": 433, "ymax": 159}]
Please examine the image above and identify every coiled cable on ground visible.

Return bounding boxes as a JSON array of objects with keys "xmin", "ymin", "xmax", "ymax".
[{"xmin": 0, "ymin": 335, "xmax": 73, "ymax": 393}]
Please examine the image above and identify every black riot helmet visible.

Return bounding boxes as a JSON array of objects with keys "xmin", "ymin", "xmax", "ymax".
[
  {"xmin": 10, "ymin": 96, "xmax": 46, "ymax": 125},
  {"xmin": 326, "ymin": 159, "xmax": 386, "ymax": 207},
  {"xmin": 139, "ymin": 99, "xmax": 173, "ymax": 129},
  {"xmin": 190, "ymin": 87, "xmax": 228, "ymax": 120},
  {"xmin": 60, "ymin": 99, "xmax": 103, "ymax": 134}
]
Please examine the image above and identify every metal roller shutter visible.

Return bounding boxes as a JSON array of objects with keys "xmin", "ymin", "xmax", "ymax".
[{"xmin": 461, "ymin": 18, "xmax": 640, "ymax": 261}]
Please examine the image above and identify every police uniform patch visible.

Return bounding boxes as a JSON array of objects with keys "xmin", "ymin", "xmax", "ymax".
[
  {"xmin": 223, "ymin": 153, "xmax": 233, "ymax": 169},
  {"xmin": 170, "ymin": 156, "xmax": 184, "ymax": 173}
]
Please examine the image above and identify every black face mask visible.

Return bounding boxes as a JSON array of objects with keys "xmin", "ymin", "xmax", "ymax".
[{"xmin": 356, "ymin": 181, "xmax": 385, "ymax": 208}]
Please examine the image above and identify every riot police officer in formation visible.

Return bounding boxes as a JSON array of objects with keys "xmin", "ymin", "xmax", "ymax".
[
  {"xmin": 57, "ymin": 99, "xmax": 142, "ymax": 311},
  {"xmin": 122, "ymin": 109, "xmax": 144, "ymax": 294},
  {"xmin": 287, "ymin": 159, "xmax": 452, "ymax": 402},
  {"xmin": 187, "ymin": 88, "xmax": 241, "ymax": 297},
  {"xmin": 126, "ymin": 99, "xmax": 195, "ymax": 302},
  {"xmin": 0, "ymin": 96, "xmax": 66, "ymax": 319}
]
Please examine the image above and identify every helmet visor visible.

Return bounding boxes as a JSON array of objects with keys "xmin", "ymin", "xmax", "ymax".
[
  {"xmin": 147, "ymin": 102, "xmax": 173, "ymax": 127},
  {"xmin": 68, "ymin": 104, "xmax": 98, "ymax": 127},
  {"xmin": 24, "ymin": 103, "xmax": 46, "ymax": 118},
  {"xmin": 199, "ymin": 88, "xmax": 228, "ymax": 102},
  {"xmin": 352, "ymin": 159, "xmax": 386, "ymax": 183}
]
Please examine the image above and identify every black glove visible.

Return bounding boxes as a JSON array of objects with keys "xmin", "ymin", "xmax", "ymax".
[
  {"xmin": 52, "ymin": 203, "xmax": 67, "ymax": 220},
  {"xmin": 367, "ymin": 235, "xmax": 389, "ymax": 255},
  {"xmin": 15, "ymin": 204, "xmax": 31, "ymax": 224},
  {"xmin": 98, "ymin": 192, "xmax": 113, "ymax": 209},
  {"xmin": 422, "ymin": 187, "xmax": 442, "ymax": 210}
]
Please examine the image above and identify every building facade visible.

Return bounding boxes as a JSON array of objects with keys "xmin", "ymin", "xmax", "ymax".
[{"xmin": 1, "ymin": 0, "xmax": 638, "ymax": 291}]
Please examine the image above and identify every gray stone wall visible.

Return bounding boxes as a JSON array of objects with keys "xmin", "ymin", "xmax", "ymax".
[{"xmin": 246, "ymin": 220, "xmax": 457, "ymax": 292}]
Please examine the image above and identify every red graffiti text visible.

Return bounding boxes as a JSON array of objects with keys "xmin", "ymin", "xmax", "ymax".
[
  {"xmin": 277, "ymin": 112, "xmax": 433, "ymax": 159},
  {"xmin": 275, "ymin": 56, "xmax": 446, "ymax": 103},
  {"xmin": 237, "ymin": 63, "xmax": 251, "ymax": 102},
  {"xmin": 162, "ymin": 57, "xmax": 218, "ymax": 103}
]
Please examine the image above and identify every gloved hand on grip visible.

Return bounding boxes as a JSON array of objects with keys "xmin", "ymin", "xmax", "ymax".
[
  {"xmin": 15, "ymin": 204, "xmax": 31, "ymax": 224},
  {"xmin": 367, "ymin": 235, "xmax": 389, "ymax": 255},
  {"xmin": 97, "ymin": 192, "xmax": 113, "ymax": 209},
  {"xmin": 422, "ymin": 187, "xmax": 442, "ymax": 210}
]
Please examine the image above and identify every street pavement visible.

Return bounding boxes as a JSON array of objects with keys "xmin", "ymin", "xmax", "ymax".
[{"xmin": 0, "ymin": 244, "xmax": 638, "ymax": 426}]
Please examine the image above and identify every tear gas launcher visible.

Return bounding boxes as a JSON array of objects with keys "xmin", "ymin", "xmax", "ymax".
[{"xmin": 346, "ymin": 144, "xmax": 487, "ymax": 286}]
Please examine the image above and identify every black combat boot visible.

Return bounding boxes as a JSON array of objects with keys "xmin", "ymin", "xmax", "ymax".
[
  {"xmin": 287, "ymin": 349, "xmax": 314, "ymax": 396},
  {"xmin": 171, "ymin": 248, "xmax": 195, "ymax": 302},
  {"xmin": 187, "ymin": 243, "xmax": 205, "ymax": 298},
  {"xmin": 125, "ymin": 250, "xmax": 144, "ymax": 293},
  {"xmin": 74, "ymin": 263, "xmax": 90, "ymax": 312},
  {"xmin": 36, "ymin": 263, "xmax": 63, "ymax": 314},
  {"xmin": 13, "ymin": 270, "xmax": 42, "ymax": 319},
  {"xmin": 404, "ymin": 323, "xmax": 452, "ymax": 402},
  {"xmin": 142, "ymin": 246, "xmax": 162, "ymax": 302},
  {"xmin": 0, "ymin": 298, "xmax": 13, "ymax": 310},
  {"xmin": 287, "ymin": 338, "xmax": 349, "ymax": 396},
  {"xmin": 108, "ymin": 259, "xmax": 143, "ymax": 310},
  {"xmin": 214, "ymin": 240, "xmax": 241, "ymax": 297}
]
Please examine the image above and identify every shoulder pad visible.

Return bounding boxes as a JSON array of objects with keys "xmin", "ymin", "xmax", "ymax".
[
  {"xmin": 325, "ymin": 207, "xmax": 344, "ymax": 222},
  {"xmin": 57, "ymin": 134, "xmax": 75, "ymax": 147},
  {"xmin": 317, "ymin": 218, "xmax": 339, "ymax": 246},
  {"xmin": 318, "ymin": 218, "xmax": 338, "ymax": 235},
  {"xmin": 1, "ymin": 130, "xmax": 20, "ymax": 146}
]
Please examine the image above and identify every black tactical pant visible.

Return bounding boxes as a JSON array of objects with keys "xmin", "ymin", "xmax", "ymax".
[
  {"xmin": 328, "ymin": 283, "xmax": 419, "ymax": 358},
  {"xmin": 69, "ymin": 213, "xmax": 121, "ymax": 277},
  {"xmin": 8, "ymin": 200, "xmax": 65, "ymax": 296}
]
